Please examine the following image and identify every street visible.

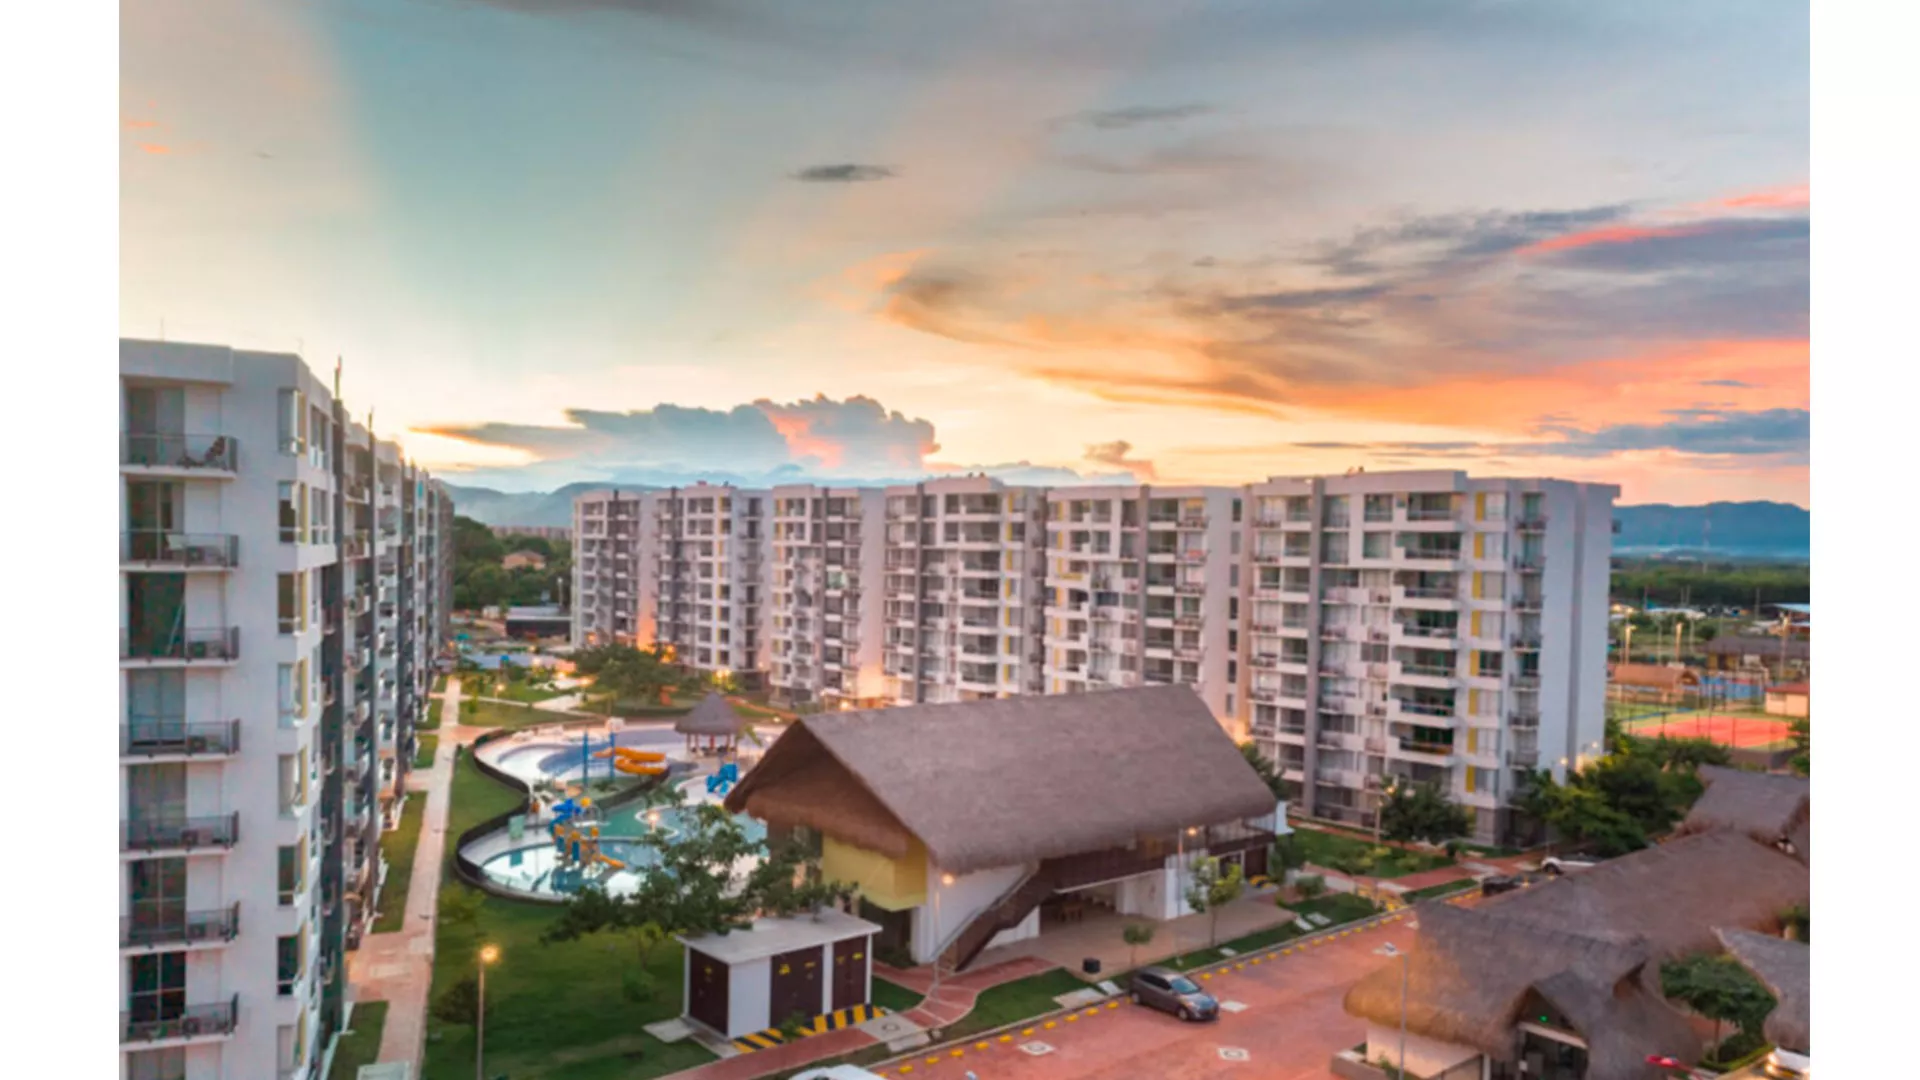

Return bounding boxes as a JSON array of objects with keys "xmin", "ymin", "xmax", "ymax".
[{"xmin": 876, "ymin": 911, "xmax": 1422, "ymax": 1080}]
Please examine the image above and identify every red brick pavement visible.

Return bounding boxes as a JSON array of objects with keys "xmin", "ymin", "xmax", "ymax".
[{"xmin": 866, "ymin": 912, "xmax": 1429, "ymax": 1080}]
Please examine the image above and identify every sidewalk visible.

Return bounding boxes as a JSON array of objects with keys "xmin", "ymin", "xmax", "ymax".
[{"xmin": 347, "ymin": 674, "xmax": 466, "ymax": 1072}]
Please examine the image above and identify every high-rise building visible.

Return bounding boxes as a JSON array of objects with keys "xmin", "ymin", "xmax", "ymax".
[
  {"xmin": 880, "ymin": 477, "xmax": 1048, "ymax": 706},
  {"xmin": 648, "ymin": 485, "xmax": 769, "ymax": 685},
  {"xmin": 767, "ymin": 484, "xmax": 889, "ymax": 709},
  {"xmin": 1240, "ymin": 471, "xmax": 1615, "ymax": 843},
  {"xmin": 119, "ymin": 339, "xmax": 449, "ymax": 1080},
  {"xmin": 1041, "ymin": 486, "xmax": 1242, "ymax": 717},
  {"xmin": 572, "ymin": 490, "xmax": 647, "ymax": 648}
]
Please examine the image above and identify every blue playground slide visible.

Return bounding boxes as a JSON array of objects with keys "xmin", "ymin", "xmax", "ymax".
[{"xmin": 706, "ymin": 762, "xmax": 740, "ymax": 795}]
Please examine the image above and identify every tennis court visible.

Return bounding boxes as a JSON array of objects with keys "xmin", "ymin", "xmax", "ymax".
[{"xmin": 1622, "ymin": 710, "xmax": 1792, "ymax": 749}]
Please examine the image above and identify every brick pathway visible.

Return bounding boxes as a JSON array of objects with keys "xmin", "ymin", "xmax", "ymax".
[
  {"xmin": 346, "ymin": 675, "xmax": 468, "ymax": 1072},
  {"xmin": 885, "ymin": 956, "xmax": 1062, "ymax": 1030}
]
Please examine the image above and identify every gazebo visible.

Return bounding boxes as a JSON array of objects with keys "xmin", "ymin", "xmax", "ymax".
[{"xmin": 676, "ymin": 692, "xmax": 749, "ymax": 756}]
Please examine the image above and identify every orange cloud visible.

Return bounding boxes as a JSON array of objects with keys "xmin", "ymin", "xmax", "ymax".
[
  {"xmin": 123, "ymin": 119, "xmax": 160, "ymax": 130},
  {"xmin": 1517, "ymin": 222, "xmax": 1712, "ymax": 257},
  {"xmin": 137, "ymin": 143, "xmax": 173, "ymax": 155},
  {"xmin": 1712, "ymin": 183, "xmax": 1810, "ymax": 211}
]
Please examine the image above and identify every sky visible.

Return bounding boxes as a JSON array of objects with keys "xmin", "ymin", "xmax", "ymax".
[{"xmin": 121, "ymin": 0, "xmax": 1809, "ymax": 505}]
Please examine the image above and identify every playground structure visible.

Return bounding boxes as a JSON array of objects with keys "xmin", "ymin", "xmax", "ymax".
[
  {"xmin": 594, "ymin": 744, "xmax": 670, "ymax": 777},
  {"xmin": 706, "ymin": 760, "xmax": 740, "ymax": 795},
  {"xmin": 541, "ymin": 795, "xmax": 626, "ymax": 872}
]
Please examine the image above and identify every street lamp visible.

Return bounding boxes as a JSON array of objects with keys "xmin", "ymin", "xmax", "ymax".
[
  {"xmin": 1374, "ymin": 942, "xmax": 1406, "ymax": 1079},
  {"xmin": 930, "ymin": 871, "xmax": 956, "ymax": 1006},
  {"xmin": 476, "ymin": 944, "xmax": 501, "ymax": 1080}
]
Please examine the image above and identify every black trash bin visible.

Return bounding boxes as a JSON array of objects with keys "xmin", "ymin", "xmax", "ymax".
[{"xmin": 1082, "ymin": 957, "xmax": 1102, "ymax": 975}]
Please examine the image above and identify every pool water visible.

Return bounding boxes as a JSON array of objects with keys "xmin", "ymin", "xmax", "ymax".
[{"xmin": 476, "ymin": 804, "xmax": 767, "ymax": 897}]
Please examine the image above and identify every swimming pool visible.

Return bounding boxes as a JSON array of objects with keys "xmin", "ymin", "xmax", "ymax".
[{"xmin": 471, "ymin": 784, "xmax": 767, "ymax": 898}]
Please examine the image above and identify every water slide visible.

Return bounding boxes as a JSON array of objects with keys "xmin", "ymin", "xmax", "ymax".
[
  {"xmin": 612, "ymin": 747, "xmax": 669, "ymax": 776},
  {"xmin": 706, "ymin": 761, "xmax": 740, "ymax": 794}
]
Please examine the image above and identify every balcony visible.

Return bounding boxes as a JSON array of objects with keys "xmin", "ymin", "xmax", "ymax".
[
  {"xmin": 121, "ymin": 627, "xmax": 239, "ymax": 665},
  {"xmin": 1390, "ymin": 699, "xmax": 1456, "ymax": 721},
  {"xmin": 1396, "ymin": 738, "xmax": 1456, "ymax": 760},
  {"xmin": 121, "ymin": 531, "xmax": 238, "ymax": 570},
  {"xmin": 1514, "ymin": 595, "xmax": 1544, "ymax": 613},
  {"xmin": 1507, "ymin": 747, "xmax": 1540, "ymax": 768},
  {"xmin": 1398, "ymin": 548, "xmax": 1464, "ymax": 565},
  {"xmin": 1405, "ymin": 506, "xmax": 1457, "ymax": 523},
  {"xmin": 1511, "ymin": 633, "xmax": 1543, "ymax": 650},
  {"xmin": 120, "ymin": 432, "xmax": 238, "ymax": 476},
  {"xmin": 1515, "ymin": 552, "xmax": 1545, "ymax": 571},
  {"xmin": 1516, "ymin": 515, "xmax": 1548, "ymax": 533},
  {"xmin": 122, "ymin": 995, "xmax": 239, "ymax": 1046},
  {"xmin": 121, "ymin": 720, "xmax": 240, "ymax": 759},
  {"xmin": 122, "ymin": 813, "xmax": 239, "ymax": 854},
  {"xmin": 121, "ymin": 903, "xmax": 240, "ymax": 950},
  {"xmin": 1511, "ymin": 673, "xmax": 1541, "ymax": 690}
]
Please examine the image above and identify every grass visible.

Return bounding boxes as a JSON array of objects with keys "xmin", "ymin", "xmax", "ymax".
[
  {"xmin": 423, "ymin": 754, "xmax": 716, "ymax": 1080},
  {"xmin": 1400, "ymin": 880, "xmax": 1479, "ymax": 904},
  {"xmin": 461, "ymin": 699, "xmax": 553, "ymax": 730},
  {"xmin": 1288, "ymin": 828, "xmax": 1454, "ymax": 878},
  {"xmin": 1160, "ymin": 893, "xmax": 1383, "ymax": 971},
  {"xmin": 938, "ymin": 968, "xmax": 1090, "ymax": 1041},
  {"xmin": 496, "ymin": 681, "xmax": 568, "ymax": 705},
  {"xmin": 433, "ymin": 673, "xmax": 448, "ymax": 694},
  {"xmin": 415, "ymin": 734, "xmax": 439, "ymax": 769},
  {"xmin": 870, "ymin": 976, "xmax": 925, "ymax": 1015},
  {"xmin": 326, "ymin": 1000, "xmax": 388, "ymax": 1080},
  {"xmin": 422, "ymin": 697, "xmax": 442, "ymax": 730},
  {"xmin": 373, "ymin": 797, "xmax": 428, "ymax": 932}
]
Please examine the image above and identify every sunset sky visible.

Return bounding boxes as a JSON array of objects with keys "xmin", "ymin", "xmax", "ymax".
[{"xmin": 121, "ymin": 0, "xmax": 1808, "ymax": 505}]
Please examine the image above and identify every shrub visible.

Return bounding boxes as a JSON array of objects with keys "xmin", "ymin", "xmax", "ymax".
[
  {"xmin": 1295, "ymin": 874, "xmax": 1326, "ymax": 900},
  {"xmin": 621, "ymin": 968, "xmax": 658, "ymax": 1004},
  {"xmin": 776, "ymin": 1012, "xmax": 809, "ymax": 1042},
  {"xmin": 431, "ymin": 975, "xmax": 479, "ymax": 1025}
]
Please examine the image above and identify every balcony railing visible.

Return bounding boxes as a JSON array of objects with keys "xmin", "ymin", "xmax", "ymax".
[
  {"xmin": 1397, "ymin": 738, "xmax": 1456, "ymax": 757},
  {"xmin": 121, "ymin": 531, "xmax": 238, "ymax": 569},
  {"xmin": 1391, "ymin": 700, "xmax": 1455, "ymax": 718},
  {"xmin": 1511, "ymin": 634, "xmax": 1543, "ymax": 650},
  {"xmin": 1507, "ymin": 747, "xmax": 1540, "ymax": 768},
  {"xmin": 1515, "ymin": 553, "xmax": 1545, "ymax": 570},
  {"xmin": 121, "ymin": 432, "xmax": 238, "ymax": 472},
  {"xmin": 1511, "ymin": 673, "xmax": 1542, "ymax": 690},
  {"xmin": 122, "ymin": 719, "xmax": 240, "ymax": 758},
  {"xmin": 122, "ymin": 994, "xmax": 239, "ymax": 1045},
  {"xmin": 121, "ymin": 903, "xmax": 240, "ymax": 949},
  {"xmin": 1406, "ymin": 507, "xmax": 1456, "ymax": 522},
  {"xmin": 122, "ymin": 813, "xmax": 240, "ymax": 853},
  {"xmin": 1516, "ymin": 515, "xmax": 1548, "ymax": 532},
  {"xmin": 1515, "ymin": 595, "xmax": 1544, "ymax": 613},
  {"xmin": 1397, "ymin": 663, "xmax": 1455, "ymax": 679},
  {"xmin": 121, "ymin": 627, "xmax": 240, "ymax": 663}
]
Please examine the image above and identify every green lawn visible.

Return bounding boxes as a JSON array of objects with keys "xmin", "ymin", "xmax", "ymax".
[
  {"xmin": 423, "ymin": 756, "xmax": 717, "ymax": 1080},
  {"xmin": 415, "ymin": 734, "xmax": 439, "ymax": 769},
  {"xmin": 461, "ymin": 699, "xmax": 552, "ymax": 729},
  {"xmin": 1160, "ymin": 893, "xmax": 1382, "ymax": 971},
  {"xmin": 374, "ymin": 797, "xmax": 428, "ymax": 932},
  {"xmin": 939, "ymin": 968, "xmax": 1089, "ymax": 1041},
  {"xmin": 497, "ymin": 681, "xmax": 568, "ymax": 705},
  {"xmin": 870, "ymin": 976, "xmax": 925, "ymax": 1015},
  {"xmin": 433, "ymin": 673, "xmax": 448, "ymax": 694},
  {"xmin": 422, "ymin": 698, "xmax": 442, "ymax": 730},
  {"xmin": 327, "ymin": 1000, "xmax": 388, "ymax": 1080},
  {"xmin": 1399, "ymin": 880, "xmax": 1478, "ymax": 904},
  {"xmin": 1289, "ymin": 828, "xmax": 1454, "ymax": 878}
]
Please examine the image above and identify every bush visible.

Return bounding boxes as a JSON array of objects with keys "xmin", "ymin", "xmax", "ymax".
[
  {"xmin": 621, "ymin": 968, "xmax": 658, "ymax": 1004},
  {"xmin": 776, "ymin": 1012, "xmax": 809, "ymax": 1042},
  {"xmin": 431, "ymin": 975, "xmax": 479, "ymax": 1025},
  {"xmin": 1295, "ymin": 874, "xmax": 1326, "ymax": 900}
]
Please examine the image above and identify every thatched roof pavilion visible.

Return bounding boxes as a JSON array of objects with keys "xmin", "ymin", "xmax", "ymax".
[
  {"xmin": 1675, "ymin": 765, "xmax": 1810, "ymax": 865},
  {"xmin": 675, "ymin": 692, "xmax": 750, "ymax": 753},
  {"xmin": 1345, "ymin": 821, "xmax": 1810, "ymax": 1078},
  {"xmin": 722, "ymin": 684, "xmax": 1275, "ymax": 874},
  {"xmin": 1717, "ymin": 927, "xmax": 1810, "ymax": 1053}
]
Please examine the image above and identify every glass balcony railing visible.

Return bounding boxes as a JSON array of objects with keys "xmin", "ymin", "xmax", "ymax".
[
  {"xmin": 121, "ymin": 531, "xmax": 238, "ymax": 568},
  {"xmin": 120, "ymin": 903, "xmax": 240, "ymax": 949},
  {"xmin": 121, "ymin": 719, "xmax": 240, "ymax": 758},
  {"xmin": 121, "ymin": 627, "xmax": 240, "ymax": 663},
  {"xmin": 121, "ymin": 994, "xmax": 238, "ymax": 1044},
  {"xmin": 121, "ymin": 813, "xmax": 240, "ymax": 853},
  {"xmin": 120, "ymin": 432, "xmax": 238, "ymax": 472}
]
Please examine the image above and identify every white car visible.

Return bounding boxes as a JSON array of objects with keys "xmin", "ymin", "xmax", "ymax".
[
  {"xmin": 1541, "ymin": 857, "xmax": 1597, "ymax": 876},
  {"xmin": 1763, "ymin": 1048, "xmax": 1810, "ymax": 1078}
]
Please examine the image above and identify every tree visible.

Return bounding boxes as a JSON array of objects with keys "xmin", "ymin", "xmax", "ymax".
[
  {"xmin": 1269, "ymin": 833, "xmax": 1308, "ymax": 878},
  {"xmin": 1694, "ymin": 622, "xmax": 1720, "ymax": 644},
  {"xmin": 1239, "ymin": 742, "xmax": 1289, "ymax": 801},
  {"xmin": 1378, "ymin": 782, "xmax": 1473, "ymax": 845},
  {"xmin": 1183, "ymin": 856, "xmax": 1246, "ymax": 949},
  {"xmin": 431, "ymin": 974, "xmax": 480, "ymax": 1025},
  {"xmin": 1659, "ymin": 954, "xmax": 1777, "ymax": 1052},
  {"xmin": 1122, "ymin": 923, "xmax": 1155, "ymax": 969},
  {"xmin": 1787, "ymin": 717, "xmax": 1809, "ymax": 776},
  {"xmin": 1780, "ymin": 904, "xmax": 1808, "ymax": 943}
]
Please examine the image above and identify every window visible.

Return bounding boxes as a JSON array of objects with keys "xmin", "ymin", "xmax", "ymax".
[
  {"xmin": 278, "ymin": 573, "xmax": 300, "ymax": 633},
  {"xmin": 277, "ymin": 930, "xmax": 306, "ymax": 995},
  {"xmin": 128, "ymin": 858, "xmax": 186, "ymax": 937},
  {"xmin": 309, "ymin": 488, "xmax": 331, "ymax": 545},
  {"xmin": 126, "ymin": 1048, "xmax": 186, "ymax": 1080},
  {"xmin": 126, "ymin": 669, "xmax": 184, "ymax": 733},
  {"xmin": 278, "ymin": 839, "xmax": 306, "ymax": 904},
  {"xmin": 279, "ymin": 483, "xmax": 299, "ymax": 543},
  {"xmin": 279, "ymin": 388, "xmax": 306, "ymax": 455}
]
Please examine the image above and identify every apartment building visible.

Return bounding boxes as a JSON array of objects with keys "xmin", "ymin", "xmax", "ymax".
[
  {"xmin": 119, "ymin": 339, "xmax": 448, "ymax": 1080},
  {"xmin": 648, "ymin": 485, "xmax": 769, "ymax": 685},
  {"xmin": 1240, "ymin": 471, "xmax": 1615, "ymax": 844},
  {"xmin": 879, "ymin": 477, "xmax": 1048, "ymax": 706},
  {"xmin": 767, "ymin": 485, "xmax": 888, "ymax": 708},
  {"xmin": 1042, "ymin": 485, "xmax": 1241, "ymax": 720},
  {"xmin": 573, "ymin": 489, "xmax": 649, "ymax": 648}
]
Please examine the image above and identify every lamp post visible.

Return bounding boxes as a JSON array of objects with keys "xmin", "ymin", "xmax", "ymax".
[
  {"xmin": 1374, "ymin": 942, "xmax": 1406, "ymax": 1079},
  {"xmin": 930, "ymin": 871, "xmax": 955, "ymax": 1005},
  {"xmin": 476, "ymin": 943, "xmax": 500, "ymax": 1080}
]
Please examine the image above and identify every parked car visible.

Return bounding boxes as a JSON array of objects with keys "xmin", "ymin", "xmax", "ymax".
[
  {"xmin": 1128, "ymin": 966, "xmax": 1220, "ymax": 1022},
  {"xmin": 1541, "ymin": 857, "xmax": 1598, "ymax": 876},
  {"xmin": 1762, "ymin": 1048, "xmax": 1810, "ymax": 1078},
  {"xmin": 1480, "ymin": 872, "xmax": 1548, "ymax": 896}
]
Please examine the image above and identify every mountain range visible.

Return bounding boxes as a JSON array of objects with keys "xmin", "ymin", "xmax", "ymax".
[{"xmin": 444, "ymin": 483, "xmax": 1809, "ymax": 561}]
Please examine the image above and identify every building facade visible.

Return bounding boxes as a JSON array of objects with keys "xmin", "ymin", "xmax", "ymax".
[
  {"xmin": 119, "ymin": 339, "xmax": 449, "ymax": 1080},
  {"xmin": 568, "ymin": 470, "xmax": 1614, "ymax": 843}
]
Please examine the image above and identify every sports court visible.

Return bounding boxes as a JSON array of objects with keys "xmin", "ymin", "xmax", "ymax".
[{"xmin": 1621, "ymin": 710, "xmax": 1792, "ymax": 749}]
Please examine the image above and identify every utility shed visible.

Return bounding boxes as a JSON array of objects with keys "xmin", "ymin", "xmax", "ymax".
[{"xmin": 679, "ymin": 909, "xmax": 881, "ymax": 1040}]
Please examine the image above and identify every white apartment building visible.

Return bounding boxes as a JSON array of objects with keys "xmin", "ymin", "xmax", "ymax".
[
  {"xmin": 120, "ymin": 339, "xmax": 448, "ymax": 1080},
  {"xmin": 572, "ymin": 490, "xmax": 648, "ymax": 648},
  {"xmin": 1241, "ymin": 471, "xmax": 1615, "ymax": 843},
  {"xmin": 880, "ymin": 477, "xmax": 1048, "ymax": 706},
  {"xmin": 649, "ymin": 485, "xmax": 770, "ymax": 685},
  {"xmin": 1042, "ymin": 486, "xmax": 1241, "ymax": 720},
  {"xmin": 767, "ymin": 485, "xmax": 889, "ymax": 708}
]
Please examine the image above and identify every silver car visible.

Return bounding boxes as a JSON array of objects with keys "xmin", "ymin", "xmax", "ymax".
[{"xmin": 1128, "ymin": 966, "xmax": 1220, "ymax": 1022}]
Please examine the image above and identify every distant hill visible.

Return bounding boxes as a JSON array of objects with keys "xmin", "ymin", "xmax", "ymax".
[
  {"xmin": 1613, "ymin": 501, "xmax": 1808, "ymax": 560},
  {"xmin": 445, "ymin": 484, "xmax": 1809, "ymax": 560}
]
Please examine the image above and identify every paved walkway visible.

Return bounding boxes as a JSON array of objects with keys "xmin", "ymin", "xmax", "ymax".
[
  {"xmin": 347, "ymin": 675, "xmax": 467, "ymax": 1072},
  {"xmin": 885, "ymin": 956, "xmax": 1063, "ymax": 1031}
]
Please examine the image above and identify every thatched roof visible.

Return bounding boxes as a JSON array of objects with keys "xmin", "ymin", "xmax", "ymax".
[
  {"xmin": 723, "ymin": 685, "xmax": 1276, "ymax": 873},
  {"xmin": 1345, "ymin": 903, "xmax": 1696, "ymax": 1080},
  {"xmin": 1676, "ymin": 766, "xmax": 1809, "ymax": 860},
  {"xmin": 1717, "ymin": 928, "xmax": 1809, "ymax": 1053},
  {"xmin": 675, "ymin": 692, "xmax": 749, "ymax": 737},
  {"xmin": 1480, "ymin": 829, "xmax": 1808, "ymax": 958},
  {"xmin": 1347, "ymin": 830, "xmax": 1809, "ymax": 1076},
  {"xmin": 1609, "ymin": 663, "xmax": 1699, "ymax": 690}
]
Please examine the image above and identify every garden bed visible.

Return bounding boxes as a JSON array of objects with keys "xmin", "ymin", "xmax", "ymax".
[
  {"xmin": 414, "ymin": 734, "xmax": 438, "ymax": 770},
  {"xmin": 326, "ymin": 1001, "xmax": 388, "ymax": 1080},
  {"xmin": 373, "ymin": 798, "xmax": 427, "ymax": 933},
  {"xmin": 1289, "ymin": 828, "xmax": 1455, "ymax": 877}
]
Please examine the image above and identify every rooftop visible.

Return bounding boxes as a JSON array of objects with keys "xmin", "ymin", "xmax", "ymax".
[{"xmin": 678, "ymin": 909, "xmax": 880, "ymax": 965}]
